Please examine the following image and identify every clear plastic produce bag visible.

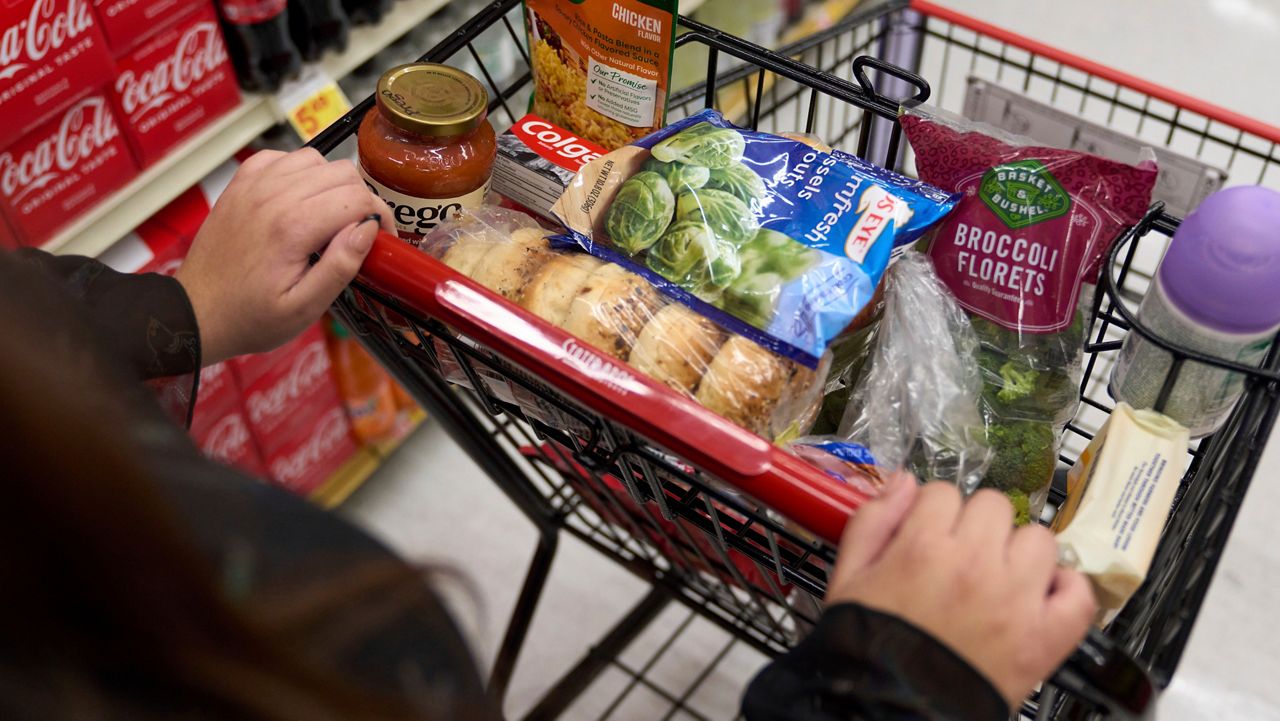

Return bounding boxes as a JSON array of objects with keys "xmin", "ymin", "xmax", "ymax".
[{"xmin": 835, "ymin": 251, "xmax": 991, "ymax": 492}]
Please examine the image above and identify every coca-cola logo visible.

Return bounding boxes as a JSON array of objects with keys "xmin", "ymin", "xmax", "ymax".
[
  {"xmin": 514, "ymin": 117, "xmax": 605, "ymax": 170},
  {"xmin": 204, "ymin": 413, "xmax": 250, "ymax": 462},
  {"xmin": 115, "ymin": 21, "xmax": 227, "ymax": 122},
  {"xmin": 269, "ymin": 409, "xmax": 350, "ymax": 487},
  {"xmin": 246, "ymin": 343, "xmax": 331, "ymax": 424},
  {"xmin": 0, "ymin": 96, "xmax": 119, "ymax": 203},
  {"xmin": 0, "ymin": 0, "xmax": 94, "ymax": 80}
]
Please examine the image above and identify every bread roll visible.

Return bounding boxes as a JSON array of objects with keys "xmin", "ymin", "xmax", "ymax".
[
  {"xmin": 469, "ymin": 235, "xmax": 555, "ymax": 302},
  {"xmin": 629, "ymin": 304, "xmax": 725, "ymax": 396},
  {"xmin": 696, "ymin": 336, "xmax": 789, "ymax": 436},
  {"xmin": 440, "ymin": 234, "xmax": 494, "ymax": 277},
  {"xmin": 521, "ymin": 253, "xmax": 603, "ymax": 326},
  {"xmin": 563, "ymin": 264, "xmax": 661, "ymax": 360}
]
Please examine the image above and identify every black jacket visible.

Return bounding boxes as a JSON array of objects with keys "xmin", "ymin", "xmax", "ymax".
[{"xmin": 8, "ymin": 249, "xmax": 1008, "ymax": 721}]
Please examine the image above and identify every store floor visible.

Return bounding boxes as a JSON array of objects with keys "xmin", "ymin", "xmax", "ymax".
[{"xmin": 341, "ymin": 0, "xmax": 1280, "ymax": 718}]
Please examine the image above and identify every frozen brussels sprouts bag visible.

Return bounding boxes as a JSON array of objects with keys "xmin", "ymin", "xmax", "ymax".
[
  {"xmin": 552, "ymin": 109, "xmax": 959, "ymax": 369},
  {"xmin": 418, "ymin": 206, "xmax": 828, "ymax": 441},
  {"xmin": 900, "ymin": 103, "xmax": 1157, "ymax": 522}
]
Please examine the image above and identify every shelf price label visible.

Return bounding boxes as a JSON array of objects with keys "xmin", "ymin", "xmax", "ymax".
[{"xmin": 275, "ymin": 65, "xmax": 353, "ymax": 142}]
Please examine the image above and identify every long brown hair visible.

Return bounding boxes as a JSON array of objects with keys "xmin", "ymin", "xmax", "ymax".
[{"xmin": 0, "ymin": 260, "xmax": 475, "ymax": 721}]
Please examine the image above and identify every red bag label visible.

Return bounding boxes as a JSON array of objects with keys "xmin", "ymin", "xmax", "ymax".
[
  {"xmin": 510, "ymin": 114, "xmax": 606, "ymax": 172},
  {"xmin": 216, "ymin": 0, "xmax": 285, "ymax": 24},
  {"xmin": 902, "ymin": 114, "xmax": 1157, "ymax": 334}
]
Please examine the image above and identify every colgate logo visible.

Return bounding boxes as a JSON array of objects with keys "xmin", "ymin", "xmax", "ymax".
[
  {"xmin": 115, "ymin": 21, "xmax": 227, "ymax": 122},
  {"xmin": 515, "ymin": 117, "xmax": 605, "ymax": 170},
  {"xmin": 204, "ymin": 413, "xmax": 250, "ymax": 461},
  {"xmin": 0, "ymin": 0, "xmax": 94, "ymax": 80},
  {"xmin": 270, "ymin": 409, "xmax": 350, "ymax": 486},
  {"xmin": 0, "ymin": 96, "xmax": 118, "ymax": 203},
  {"xmin": 246, "ymin": 343, "xmax": 331, "ymax": 425}
]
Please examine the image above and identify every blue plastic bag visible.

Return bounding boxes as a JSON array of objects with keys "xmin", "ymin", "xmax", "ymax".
[{"xmin": 552, "ymin": 109, "xmax": 958, "ymax": 368}]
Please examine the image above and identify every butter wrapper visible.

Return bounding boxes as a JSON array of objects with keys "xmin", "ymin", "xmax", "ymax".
[{"xmin": 1053, "ymin": 402, "xmax": 1189, "ymax": 624}]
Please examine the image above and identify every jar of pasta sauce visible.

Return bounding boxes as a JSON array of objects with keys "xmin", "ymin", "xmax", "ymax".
[{"xmin": 358, "ymin": 64, "xmax": 495, "ymax": 242}]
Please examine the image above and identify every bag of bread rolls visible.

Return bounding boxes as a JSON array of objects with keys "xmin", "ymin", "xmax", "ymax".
[{"xmin": 416, "ymin": 207, "xmax": 828, "ymax": 441}]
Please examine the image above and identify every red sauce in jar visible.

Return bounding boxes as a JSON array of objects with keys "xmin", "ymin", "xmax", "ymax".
[{"xmin": 357, "ymin": 63, "xmax": 496, "ymax": 241}]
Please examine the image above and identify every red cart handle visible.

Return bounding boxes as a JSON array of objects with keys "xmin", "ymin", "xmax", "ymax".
[{"xmin": 358, "ymin": 232, "xmax": 870, "ymax": 543}]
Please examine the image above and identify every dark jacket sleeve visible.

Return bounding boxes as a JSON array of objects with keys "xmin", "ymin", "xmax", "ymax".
[
  {"xmin": 14, "ymin": 249, "xmax": 201, "ymax": 425},
  {"xmin": 742, "ymin": 603, "xmax": 1009, "ymax": 721}
]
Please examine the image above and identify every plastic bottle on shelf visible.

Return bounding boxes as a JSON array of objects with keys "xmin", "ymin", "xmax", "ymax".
[
  {"xmin": 217, "ymin": 0, "xmax": 304, "ymax": 92},
  {"xmin": 289, "ymin": 0, "xmax": 351, "ymax": 61},
  {"xmin": 342, "ymin": 0, "xmax": 393, "ymax": 25},
  {"xmin": 328, "ymin": 320, "xmax": 400, "ymax": 446},
  {"xmin": 1110, "ymin": 186, "xmax": 1280, "ymax": 438}
]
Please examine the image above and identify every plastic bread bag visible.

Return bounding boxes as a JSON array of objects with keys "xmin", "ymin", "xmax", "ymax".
[
  {"xmin": 828, "ymin": 251, "xmax": 990, "ymax": 492},
  {"xmin": 552, "ymin": 108, "xmax": 959, "ymax": 373},
  {"xmin": 419, "ymin": 206, "xmax": 827, "ymax": 441},
  {"xmin": 900, "ymin": 103, "xmax": 1157, "ymax": 522}
]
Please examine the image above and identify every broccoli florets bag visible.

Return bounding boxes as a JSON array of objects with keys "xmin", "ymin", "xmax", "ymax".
[{"xmin": 901, "ymin": 104, "xmax": 1157, "ymax": 522}]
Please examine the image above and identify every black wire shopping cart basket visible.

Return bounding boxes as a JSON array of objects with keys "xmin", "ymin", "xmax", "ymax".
[{"xmin": 310, "ymin": 0, "xmax": 1280, "ymax": 717}]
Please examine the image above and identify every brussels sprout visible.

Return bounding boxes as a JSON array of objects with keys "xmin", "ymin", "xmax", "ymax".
[
  {"xmin": 605, "ymin": 171, "xmax": 676, "ymax": 254},
  {"xmin": 719, "ymin": 271, "xmax": 783, "ymax": 328},
  {"xmin": 739, "ymin": 228, "xmax": 820, "ymax": 281},
  {"xmin": 704, "ymin": 163, "xmax": 767, "ymax": 205},
  {"xmin": 642, "ymin": 158, "xmax": 711, "ymax": 194},
  {"xmin": 647, "ymin": 219, "xmax": 742, "ymax": 295},
  {"xmin": 675, "ymin": 188, "xmax": 759, "ymax": 245},
  {"xmin": 650, "ymin": 122, "xmax": 746, "ymax": 169}
]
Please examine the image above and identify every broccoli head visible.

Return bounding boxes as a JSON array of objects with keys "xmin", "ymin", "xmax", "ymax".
[
  {"xmin": 984, "ymin": 419, "xmax": 1057, "ymax": 495},
  {"xmin": 1006, "ymin": 489, "xmax": 1031, "ymax": 526},
  {"xmin": 996, "ymin": 361, "xmax": 1039, "ymax": 403}
]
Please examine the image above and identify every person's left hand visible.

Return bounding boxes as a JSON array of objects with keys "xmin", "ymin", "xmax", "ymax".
[{"xmin": 175, "ymin": 149, "xmax": 395, "ymax": 365}]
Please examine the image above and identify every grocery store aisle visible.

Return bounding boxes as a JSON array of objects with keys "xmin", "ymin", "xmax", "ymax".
[{"xmin": 342, "ymin": 1, "xmax": 1280, "ymax": 719}]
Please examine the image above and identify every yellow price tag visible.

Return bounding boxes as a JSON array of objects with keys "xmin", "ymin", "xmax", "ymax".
[{"xmin": 275, "ymin": 66, "xmax": 352, "ymax": 142}]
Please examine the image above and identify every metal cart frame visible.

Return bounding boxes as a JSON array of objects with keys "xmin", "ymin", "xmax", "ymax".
[{"xmin": 310, "ymin": 1, "xmax": 1280, "ymax": 717}]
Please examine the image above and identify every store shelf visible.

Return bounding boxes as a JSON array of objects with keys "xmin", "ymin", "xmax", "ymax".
[
  {"xmin": 44, "ymin": 0, "xmax": 450, "ymax": 258},
  {"xmin": 312, "ymin": 409, "xmax": 428, "ymax": 508}
]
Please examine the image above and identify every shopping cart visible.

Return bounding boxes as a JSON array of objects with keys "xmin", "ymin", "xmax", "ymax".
[{"xmin": 310, "ymin": 0, "xmax": 1280, "ymax": 717}]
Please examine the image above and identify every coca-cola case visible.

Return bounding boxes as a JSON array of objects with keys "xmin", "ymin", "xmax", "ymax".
[
  {"xmin": 92, "ymin": 0, "xmax": 184, "ymax": 54},
  {"xmin": 111, "ymin": 1, "xmax": 240, "ymax": 167},
  {"xmin": 190, "ymin": 361, "xmax": 268, "ymax": 477},
  {"xmin": 0, "ymin": 0, "xmax": 116, "ymax": 148},
  {"xmin": 263, "ymin": 403, "xmax": 357, "ymax": 495},
  {"xmin": 0, "ymin": 211, "xmax": 18, "ymax": 249},
  {"xmin": 0, "ymin": 91, "xmax": 138, "ymax": 245},
  {"xmin": 235, "ymin": 323, "xmax": 345, "ymax": 444}
]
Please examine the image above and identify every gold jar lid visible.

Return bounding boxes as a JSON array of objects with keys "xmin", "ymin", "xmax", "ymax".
[{"xmin": 375, "ymin": 63, "xmax": 489, "ymax": 137}]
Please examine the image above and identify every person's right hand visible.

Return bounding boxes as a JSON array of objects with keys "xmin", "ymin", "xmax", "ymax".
[{"xmin": 826, "ymin": 475, "xmax": 1097, "ymax": 710}]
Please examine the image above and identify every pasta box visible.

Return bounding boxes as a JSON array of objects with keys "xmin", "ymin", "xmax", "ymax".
[
  {"xmin": 109, "ymin": 0, "xmax": 239, "ymax": 166},
  {"xmin": 0, "ymin": 91, "xmax": 138, "ymax": 245},
  {"xmin": 0, "ymin": 0, "xmax": 116, "ymax": 147}
]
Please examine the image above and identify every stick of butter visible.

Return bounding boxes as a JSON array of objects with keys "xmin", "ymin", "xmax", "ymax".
[{"xmin": 1053, "ymin": 403, "xmax": 1190, "ymax": 625}]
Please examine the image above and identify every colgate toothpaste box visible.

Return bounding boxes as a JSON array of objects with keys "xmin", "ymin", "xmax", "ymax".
[
  {"xmin": 0, "ymin": 91, "xmax": 137, "ymax": 245},
  {"xmin": 263, "ymin": 403, "xmax": 358, "ymax": 495},
  {"xmin": 236, "ymin": 324, "xmax": 344, "ymax": 445},
  {"xmin": 92, "ymin": 0, "xmax": 184, "ymax": 55},
  {"xmin": 492, "ymin": 114, "xmax": 605, "ymax": 220},
  {"xmin": 110, "ymin": 1, "xmax": 238, "ymax": 167},
  {"xmin": 0, "ymin": 0, "xmax": 116, "ymax": 147}
]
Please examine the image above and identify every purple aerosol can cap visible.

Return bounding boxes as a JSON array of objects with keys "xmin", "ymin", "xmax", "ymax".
[{"xmin": 1157, "ymin": 186, "xmax": 1280, "ymax": 335}]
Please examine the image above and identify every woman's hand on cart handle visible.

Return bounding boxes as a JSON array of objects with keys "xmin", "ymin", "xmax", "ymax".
[
  {"xmin": 825, "ymin": 475, "xmax": 1097, "ymax": 710},
  {"xmin": 176, "ymin": 148, "xmax": 397, "ymax": 365}
]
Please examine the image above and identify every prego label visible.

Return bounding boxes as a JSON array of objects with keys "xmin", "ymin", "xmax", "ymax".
[{"xmin": 361, "ymin": 168, "xmax": 488, "ymax": 242}]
